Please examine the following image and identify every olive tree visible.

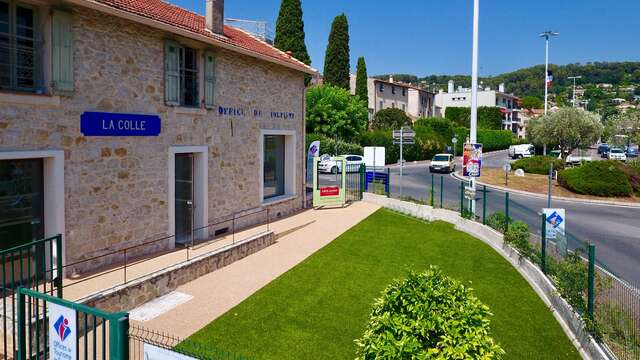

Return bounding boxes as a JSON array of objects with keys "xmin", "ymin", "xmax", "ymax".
[
  {"xmin": 528, "ymin": 108, "xmax": 603, "ymax": 157},
  {"xmin": 604, "ymin": 110, "xmax": 640, "ymax": 146}
]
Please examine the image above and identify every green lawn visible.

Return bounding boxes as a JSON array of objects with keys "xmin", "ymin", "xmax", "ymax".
[{"xmin": 181, "ymin": 209, "xmax": 580, "ymax": 359}]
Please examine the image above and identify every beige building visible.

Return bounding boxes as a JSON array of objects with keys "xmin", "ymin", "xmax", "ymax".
[
  {"xmin": 0, "ymin": 0, "xmax": 314, "ymax": 273},
  {"xmin": 350, "ymin": 75, "xmax": 435, "ymax": 121},
  {"xmin": 434, "ymin": 80, "xmax": 522, "ymax": 136}
]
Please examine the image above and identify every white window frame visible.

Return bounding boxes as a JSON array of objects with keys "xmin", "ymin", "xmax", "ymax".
[
  {"xmin": 168, "ymin": 146, "xmax": 208, "ymax": 248},
  {"xmin": 259, "ymin": 129, "xmax": 297, "ymax": 204},
  {"xmin": 0, "ymin": 150, "xmax": 65, "ymax": 271}
]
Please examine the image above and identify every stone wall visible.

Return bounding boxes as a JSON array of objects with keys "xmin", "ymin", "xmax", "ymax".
[
  {"xmin": 0, "ymin": 6, "xmax": 306, "ymax": 271},
  {"xmin": 79, "ymin": 231, "xmax": 275, "ymax": 314}
]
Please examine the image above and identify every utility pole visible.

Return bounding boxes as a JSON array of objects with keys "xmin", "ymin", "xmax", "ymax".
[
  {"xmin": 469, "ymin": 0, "xmax": 480, "ymax": 214},
  {"xmin": 540, "ymin": 31, "xmax": 559, "ymax": 155},
  {"xmin": 568, "ymin": 75, "xmax": 582, "ymax": 108}
]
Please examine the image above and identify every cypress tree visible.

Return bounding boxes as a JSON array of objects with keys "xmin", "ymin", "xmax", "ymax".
[
  {"xmin": 323, "ymin": 14, "xmax": 350, "ymax": 89},
  {"xmin": 355, "ymin": 56, "xmax": 368, "ymax": 104},
  {"xmin": 274, "ymin": 0, "xmax": 311, "ymax": 67}
]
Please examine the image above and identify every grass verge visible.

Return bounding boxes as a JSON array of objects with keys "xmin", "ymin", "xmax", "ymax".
[{"xmin": 180, "ymin": 209, "xmax": 580, "ymax": 359}]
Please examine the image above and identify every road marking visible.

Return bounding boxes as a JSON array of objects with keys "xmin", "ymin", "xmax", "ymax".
[{"xmin": 129, "ymin": 291, "xmax": 194, "ymax": 322}]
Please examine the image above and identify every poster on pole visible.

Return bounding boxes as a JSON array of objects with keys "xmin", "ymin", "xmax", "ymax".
[
  {"xmin": 543, "ymin": 208, "xmax": 565, "ymax": 240},
  {"xmin": 306, "ymin": 141, "xmax": 320, "ymax": 188},
  {"xmin": 49, "ymin": 303, "xmax": 77, "ymax": 360},
  {"xmin": 463, "ymin": 143, "xmax": 483, "ymax": 177}
]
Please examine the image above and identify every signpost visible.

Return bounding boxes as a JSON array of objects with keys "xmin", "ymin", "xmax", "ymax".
[
  {"xmin": 452, "ymin": 137, "xmax": 458, "ymax": 158},
  {"xmin": 393, "ymin": 127, "xmax": 415, "ymax": 198},
  {"xmin": 543, "ymin": 208, "xmax": 567, "ymax": 255},
  {"xmin": 503, "ymin": 162, "xmax": 512, "ymax": 186},
  {"xmin": 49, "ymin": 303, "xmax": 77, "ymax": 360}
]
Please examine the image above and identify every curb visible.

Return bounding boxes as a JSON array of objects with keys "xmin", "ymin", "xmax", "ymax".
[{"xmin": 451, "ymin": 172, "xmax": 640, "ymax": 208}]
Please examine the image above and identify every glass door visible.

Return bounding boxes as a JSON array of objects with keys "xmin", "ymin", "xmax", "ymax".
[{"xmin": 175, "ymin": 154, "xmax": 194, "ymax": 245}]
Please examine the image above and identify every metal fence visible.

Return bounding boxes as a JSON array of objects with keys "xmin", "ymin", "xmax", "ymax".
[
  {"xmin": 0, "ymin": 234, "xmax": 63, "ymax": 360},
  {"xmin": 129, "ymin": 325, "xmax": 249, "ymax": 360},
  {"xmin": 383, "ymin": 168, "xmax": 639, "ymax": 360},
  {"xmin": 15, "ymin": 287, "xmax": 128, "ymax": 360}
]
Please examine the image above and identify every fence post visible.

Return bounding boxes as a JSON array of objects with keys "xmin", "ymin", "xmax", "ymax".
[
  {"xmin": 385, "ymin": 168, "xmax": 390, "ymax": 198},
  {"xmin": 588, "ymin": 244, "xmax": 596, "ymax": 319},
  {"xmin": 459, "ymin": 181, "xmax": 464, "ymax": 215},
  {"xmin": 482, "ymin": 185, "xmax": 487, "ymax": 225},
  {"xmin": 440, "ymin": 176, "xmax": 444, "ymax": 208},
  {"xmin": 541, "ymin": 213, "xmax": 547, "ymax": 274},
  {"xmin": 359, "ymin": 164, "xmax": 365, "ymax": 199},
  {"xmin": 17, "ymin": 288, "xmax": 26, "ymax": 360},
  {"xmin": 109, "ymin": 312, "xmax": 129, "ymax": 360},
  {"xmin": 430, "ymin": 173, "xmax": 435, "ymax": 207},
  {"xmin": 56, "ymin": 234, "xmax": 63, "ymax": 298},
  {"xmin": 504, "ymin": 192, "xmax": 510, "ymax": 233}
]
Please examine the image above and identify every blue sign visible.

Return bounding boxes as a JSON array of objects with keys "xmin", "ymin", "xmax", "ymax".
[{"xmin": 81, "ymin": 112, "xmax": 161, "ymax": 136}]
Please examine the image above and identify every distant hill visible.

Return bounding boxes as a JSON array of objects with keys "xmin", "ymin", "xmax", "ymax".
[{"xmin": 376, "ymin": 62, "xmax": 640, "ymax": 114}]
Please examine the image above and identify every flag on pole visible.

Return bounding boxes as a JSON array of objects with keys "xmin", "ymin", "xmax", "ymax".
[{"xmin": 546, "ymin": 71, "xmax": 554, "ymax": 87}]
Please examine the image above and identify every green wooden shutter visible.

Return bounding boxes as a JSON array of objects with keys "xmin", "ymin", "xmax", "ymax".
[
  {"xmin": 164, "ymin": 40, "xmax": 180, "ymax": 106},
  {"xmin": 51, "ymin": 10, "xmax": 73, "ymax": 94},
  {"xmin": 204, "ymin": 51, "xmax": 216, "ymax": 109}
]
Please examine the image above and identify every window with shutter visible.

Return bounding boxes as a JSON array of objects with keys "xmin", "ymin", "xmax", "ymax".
[
  {"xmin": 203, "ymin": 51, "xmax": 215, "ymax": 109},
  {"xmin": 51, "ymin": 9, "xmax": 73, "ymax": 94},
  {"xmin": 164, "ymin": 40, "xmax": 180, "ymax": 105}
]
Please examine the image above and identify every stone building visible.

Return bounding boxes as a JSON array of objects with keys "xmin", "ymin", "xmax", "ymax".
[{"xmin": 0, "ymin": 0, "xmax": 315, "ymax": 273}]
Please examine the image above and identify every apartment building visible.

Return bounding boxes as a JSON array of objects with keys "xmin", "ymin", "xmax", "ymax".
[
  {"xmin": 350, "ymin": 75, "xmax": 435, "ymax": 120},
  {"xmin": 0, "ymin": 0, "xmax": 314, "ymax": 273},
  {"xmin": 434, "ymin": 80, "xmax": 521, "ymax": 135}
]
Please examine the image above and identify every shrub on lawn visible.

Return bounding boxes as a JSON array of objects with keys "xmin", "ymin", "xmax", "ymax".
[
  {"xmin": 558, "ymin": 161, "xmax": 633, "ymax": 197},
  {"xmin": 355, "ymin": 267, "xmax": 504, "ymax": 360},
  {"xmin": 513, "ymin": 156, "xmax": 564, "ymax": 175},
  {"xmin": 487, "ymin": 212, "xmax": 510, "ymax": 233}
]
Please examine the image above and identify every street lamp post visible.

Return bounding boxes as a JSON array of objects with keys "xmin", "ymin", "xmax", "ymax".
[
  {"xmin": 469, "ymin": 0, "xmax": 480, "ymax": 214},
  {"xmin": 540, "ymin": 30, "xmax": 559, "ymax": 155},
  {"xmin": 568, "ymin": 75, "xmax": 582, "ymax": 108}
]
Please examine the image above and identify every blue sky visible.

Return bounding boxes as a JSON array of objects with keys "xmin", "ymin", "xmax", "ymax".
[{"xmin": 173, "ymin": 0, "xmax": 640, "ymax": 77}]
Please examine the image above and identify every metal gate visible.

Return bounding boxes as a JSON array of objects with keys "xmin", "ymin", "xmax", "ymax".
[
  {"xmin": 1, "ymin": 235, "xmax": 63, "ymax": 360},
  {"xmin": 345, "ymin": 164, "xmax": 365, "ymax": 203},
  {"xmin": 16, "ymin": 287, "xmax": 128, "ymax": 360}
]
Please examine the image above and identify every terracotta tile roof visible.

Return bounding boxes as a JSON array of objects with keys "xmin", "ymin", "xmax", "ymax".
[{"xmin": 87, "ymin": 0, "xmax": 315, "ymax": 74}]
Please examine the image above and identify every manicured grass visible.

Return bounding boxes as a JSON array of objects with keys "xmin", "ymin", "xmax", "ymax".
[{"xmin": 181, "ymin": 209, "xmax": 580, "ymax": 359}]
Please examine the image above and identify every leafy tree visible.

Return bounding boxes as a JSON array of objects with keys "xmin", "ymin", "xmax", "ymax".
[
  {"xmin": 521, "ymin": 96, "xmax": 544, "ymax": 109},
  {"xmin": 274, "ymin": 0, "xmax": 311, "ymax": 85},
  {"xmin": 604, "ymin": 111, "xmax": 640, "ymax": 146},
  {"xmin": 528, "ymin": 108, "xmax": 603, "ymax": 157},
  {"xmin": 444, "ymin": 107, "xmax": 503, "ymax": 130},
  {"xmin": 371, "ymin": 108, "xmax": 411, "ymax": 130},
  {"xmin": 355, "ymin": 57, "xmax": 368, "ymax": 104},
  {"xmin": 323, "ymin": 14, "xmax": 350, "ymax": 89},
  {"xmin": 305, "ymin": 85, "xmax": 367, "ymax": 142}
]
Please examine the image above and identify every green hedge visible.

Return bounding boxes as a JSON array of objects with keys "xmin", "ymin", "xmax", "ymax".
[
  {"xmin": 355, "ymin": 267, "xmax": 503, "ymax": 359},
  {"xmin": 558, "ymin": 161, "xmax": 633, "ymax": 197},
  {"xmin": 305, "ymin": 133, "xmax": 363, "ymax": 156},
  {"xmin": 513, "ymin": 156, "xmax": 565, "ymax": 175},
  {"xmin": 445, "ymin": 106, "xmax": 504, "ymax": 130}
]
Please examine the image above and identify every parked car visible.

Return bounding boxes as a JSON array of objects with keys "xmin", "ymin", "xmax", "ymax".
[
  {"xmin": 600, "ymin": 145, "xmax": 611, "ymax": 158},
  {"xmin": 318, "ymin": 154, "xmax": 364, "ymax": 173},
  {"xmin": 508, "ymin": 144, "xmax": 535, "ymax": 159},
  {"xmin": 597, "ymin": 143, "xmax": 610, "ymax": 154},
  {"xmin": 625, "ymin": 147, "xmax": 638, "ymax": 158},
  {"xmin": 566, "ymin": 153, "xmax": 592, "ymax": 166},
  {"xmin": 608, "ymin": 148, "xmax": 627, "ymax": 161},
  {"xmin": 429, "ymin": 154, "xmax": 456, "ymax": 173}
]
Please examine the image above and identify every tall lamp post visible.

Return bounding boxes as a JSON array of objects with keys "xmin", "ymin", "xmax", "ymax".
[
  {"xmin": 469, "ymin": 0, "xmax": 480, "ymax": 213},
  {"xmin": 568, "ymin": 75, "xmax": 582, "ymax": 107},
  {"xmin": 540, "ymin": 31, "xmax": 559, "ymax": 155}
]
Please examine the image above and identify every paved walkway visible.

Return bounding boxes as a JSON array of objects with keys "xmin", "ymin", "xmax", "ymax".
[{"xmin": 130, "ymin": 201, "xmax": 380, "ymax": 339}]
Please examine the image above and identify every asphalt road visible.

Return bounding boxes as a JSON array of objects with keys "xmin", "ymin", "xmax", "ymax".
[{"xmin": 387, "ymin": 151, "xmax": 640, "ymax": 285}]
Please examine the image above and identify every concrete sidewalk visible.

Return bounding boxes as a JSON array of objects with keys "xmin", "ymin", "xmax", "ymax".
[{"xmin": 130, "ymin": 201, "xmax": 380, "ymax": 338}]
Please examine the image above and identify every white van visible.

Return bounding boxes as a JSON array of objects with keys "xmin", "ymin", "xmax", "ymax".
[{"xmin": 508, "ymin": 144, "xmax": 535, "ymax": 159}]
